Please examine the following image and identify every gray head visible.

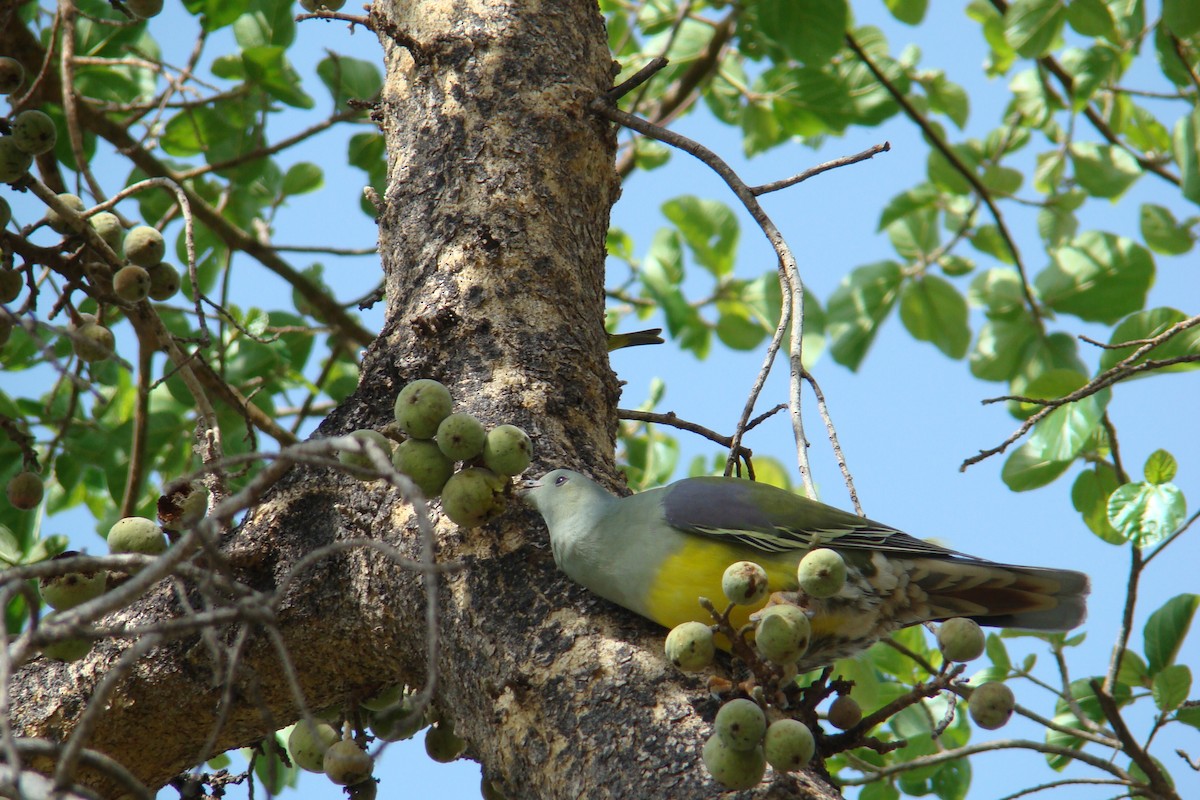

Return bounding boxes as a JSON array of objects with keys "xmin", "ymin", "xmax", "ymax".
[{"xmin": 520, "ymin": 469, "xmax": 616, "ymax": 534}]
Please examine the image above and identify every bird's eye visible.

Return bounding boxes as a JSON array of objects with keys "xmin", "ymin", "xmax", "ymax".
[{"xmin": 555, "ymin": 475, "xmax": 568, "ymax": 486}]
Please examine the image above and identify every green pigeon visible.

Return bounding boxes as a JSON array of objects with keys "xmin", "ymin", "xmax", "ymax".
[{"xmin": 522, "ymin": 469, "xmax": 1089, "ymax": 670}]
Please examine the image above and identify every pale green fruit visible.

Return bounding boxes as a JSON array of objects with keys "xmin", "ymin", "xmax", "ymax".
[
  {"xmin": 126, "ymin": 0, "xmax": 164, "ymax": 17},
  {"xmin": 436, "ymin": 413, "xmax": 486, "ymax": 461},
  {"xmin": 763, "ymin": 719, "xmax": 814, "ymax": 772},
  {"xmin": 72, "ymin": 322, "xmax": 114, "ymax": 363},
  {"xmin": 38, "ymin": 557, "xmax": 107, "ymax": 610},
  {"xmin": 360, "ymin": 684, "xmax": 403, "ymax": 712},
  {"xmin": 323, "ymin": 739, "xmax": 372, "ymax": 786},
  {"xmin": 0, "ymin": 57, "xmax": 24, "ymax": 94},
  {"xmin": 0, "ymin": 268, "xmax": 22, "ymax": 303},
  {"xmin": 107, "ymin": 516, "xmax": 167, "ymax": 555},
  {"xmin": 46, "ymin": 193, "xmax": 85, "ymax": 234},
  {"xmin": 753, "ymin": 603, "xmax": 811, "ymax": 666},
  {"xmin": 370, "ymin": 699, "xmax": 425, "ymax": 742},
  {"xmin": 664, "ymin": 621, "xmax": 714, "ymax": 672},
  {"xmin": 937, "ymin": 617, "xmax": 986, "ymax": 663},
  {"xmin": 796, "ymin": 548, "xmax": 846, "ymax": 598},
  {"xmin": 10, "ymin": 110, "xmax": 56, "ymax": 155},
  {"xmin": 147, "ymin": 262, "xmax": 181, "ymax": 300},
  {"xmin": 714, "ymin": 698, "xmax": 767, "ymax": 752},
  {"xmin": 482, "ymin": 424, "xmax": 532, "ymax": 476},
  {"xmin": 89, "ymin": 212, "xmax": 124, "ymax": 254},
  {"xmin": 394, "ymin": 379, "xmax": 452, "ymax": 439},
  {"xmin": 299, "ymin": 0, "xmax": 347, "ymax": 10},
  {"xmin": 0, "ymin": 137, "xmax": 33, "ymax": 183},
  {"xmin": 123, "ymin": 226, "xmax": 165, "ymax": 267},
  {"xmin": 40, "ymin": 612, "xmax": 92, "ymax": 662},
  {"xmin": 6, "ymin": 471, "xmax": 44, "ymax": 510},
  {"xmin": 113, "ymin": 265, "xmax": 150, "ymax": 302},
  {"xmin": 424, "ymin": 723, "xmax": 466, "ymax": 763},
  {"xmin": 392, "ymin": 439, "xmax": 454, "ymax": 497},
  {"xmin": 440, "ymin": 467, "xmax": 506, "ymax": 527},
  {"xmin": 701, "ymin": 735, "xmax": 765, "ymax": 790},
  {"xmin": 721, "ymin": 560, "xmax": 769, "ymax": 606},
  {"xmin": 287, "ymin": 720, "xmax": 339, "ymax": 773},
  {"xmin": 827, "ymin": 695, "xmax": 862, "ymax": 730},
  {"xmin": 969, "ymin": 681, "xmax": 1015, "ymax": 730},
  {"xmin": 338, "ymin": 429, "xmax": 392, "ymax": 472}
]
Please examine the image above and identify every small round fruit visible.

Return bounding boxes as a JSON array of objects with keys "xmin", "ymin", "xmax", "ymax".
[
  {"xmin": 0, "ymin": 137, "xmax": 33, "ymax": 183},
  {"xmin": 10, "ymin": 110, "xmax": 57, "ymax": 156},
  {"xmin": 287, "ymin": 720, "xmax": 339, "ymax": 773},
  {"xmin": 323, "ymin": 739, "xmax": 372, "ymax": 786},
  {"xmin": 147, "ymin": 262, "xmax": 181, "ymax": 300},
  {"xmin": 46, "ymin": 193, "xmax": 85, "ymax": 234},
  {"xmin": 360, "ymin": 684, "xmax": 403, "ymax": 712},
  {"xmin": 107, "ymin": 516, "xmax": 167, "ymax": 555},
  {"xmin": 797, "ymin": 548, "xmax": 846, "ymax": 598},
  {"xmin": 0, "ymin": 268, "xmax": 22, "ymax": 303},
  {"xmin": 440, "ymin": 467, "xmax": 506, "ymax": 527},
  {"xmin": 347, "ymin": 779, "xmax": 377, "ymax": 800},
  {"xmin": 664, "ymin": 621, "xmax": 714, "ymax": 672},
  {"xmin": 370, "ymin": 699, "xmax": 425, "ymax": 742},
  {"xmin": 392, "ymin": 438, "xmax": 454, "ymax": 497},
  {"xmin": 113, "ymin": 265, "xmax": 150, "ymax": 302},
  {"xmin": 394, "ymin": 379, "xmax": 453, "ymax": 439},
  {"xmin": 337, "ymin": 429, "xmax": 393, "ymax": 471},
  {"xmin": 0, "ymin": 195, "xmax": 10, "ymax": 229},
  {"xmin": 40, "ymin": 613, "xmax": 92, "ymax": 662},
  {"xmin": 721, "ymin": 561, "xmax": 769, "ymax": 606},
  {"xmin": 123, "ymin": 226, "xmax": 165, "ymax": 267},
  {"xmin": 72, "ymin": 322, "xmax": 115, "ymax": 363},
  {"xmin": 937, "ymin": 617, "xmax": 986, "ymax": 663},
  {"xmin": 436, "ymin": 412, "xmax": 486, "ymax": 461},
  {"xmin": 827, "ymin": 695, "xmax": 862, "ymax": 730},
  {"xmin": 7, "ymin": 471, "xmax": 43, "ymax": 510},
  {"xmin": 701, "ymin": 735, "xmax": 765, "ymax": 791},
  {"xmin": 299, "ymin": 0, "xmax": 347, "ymax": 10},
  {"xmin": 424, "ymin": 723, "xmax": 466, "ymax": 763},
  {"xmin": 38, "ymin": 556, "xmax": 107, "ymax": 610},
  {"xmin": 481, "ymin": 424, "xmax": 532, "ymax": 476},
  {"xmin": 0, "ymin": 57, "xmax": 24, "ymax": 94},
  {"xmin": 89, "ymin": 212, "xmax": 124, "ymax": 254},
  {"xmin": 714, "ymin": 698, "xmax": 767, "ymax": 752},
  {"xmin": 969, "ymin": 681, "xmax": 1015, "ymax": 730},
  {"xmin": 763, "ymin": 719, "xmax": 814, "ymax": 772},
  {"xmin": 753, "ymin": 603, "xmax": 811, "ymax": 666},
  {"xmin": 126, "ymin": 0, "xmax": 164, "ymax": 17}
]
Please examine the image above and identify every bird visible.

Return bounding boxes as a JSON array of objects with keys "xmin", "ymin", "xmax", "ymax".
[
  {"xmin": 606, "ymin": 327, "xmax": 664, "ymax": 351},
  {"xmin": 521, "ymin": 469, "xmax": 1089, "ymax": 671}
]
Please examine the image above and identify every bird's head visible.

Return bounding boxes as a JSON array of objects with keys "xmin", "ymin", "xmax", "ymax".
[{"xmin": 519, "ymin": 469, "xmax": 615, "ymax": 535}]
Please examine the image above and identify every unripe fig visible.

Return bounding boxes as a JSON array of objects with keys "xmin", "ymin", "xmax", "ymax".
[
  {"xmin": 0, "ymin": 268, "xmax": 22, "ymax": 303},
  {"xmin": 38, "ymin": 553, "xmax": 107, "ymax": 610},
  {"xmin": 937, "ymin": 617, "xmax": 986, "ymax": 663},
  {"xmin": 424, "ymin": 723, "xmax": 466, "ymax": 763},
  {"xmin": 797, "ymin": 548, "xmax": 846, "ymax": 598},
  {"xmin": 107, "ymin": 516, "xmax": 167, "ymax": 555},
  {"xmin": 664, "ymin": 621, "xmax": 714, "ymax": 672},
  {"xmin": 147, "ymin": 262, "xmax": 181, "ymax": 300},
  {"xmin": 392, "ymin": 439, "xmax": 454, "ymax": 496},
  {"xmin": 10, "ymin": 110, "xmax": 57, "ymax": 155},
  {"xmin": 969, "ymin": 681, "xmax": 1015, "ymax": 730},
  {"xmin": 347, "ymin": 779, "xmax": 377, "ymax": 800},
  {"xmin": 370, "ymin": 699, "xmax": 425, "ymax": 742},
  {"xmin": 827, "ymin": 695, "xmax": 862, "ymax": 730},
  {"xmin": 482, "ymin": 424, "xmax": 532, "ymax": 476},
  {"xmin": 6, "ymin": 471, "xmax": 44, "ymax": 510},
  {"xmin": 337, "ymin": 429, "xmax": 392, "ymax": 471},
  {"xmin": 0, "ymin": 137, "xmax": 33, "ymax": 183},
  {"xmin": 721, "ymin": 561, "xmax": 769, "ymax": 606},
  {"xmin": 360, "ymin": 684, "xmax": 403, "ymax": 712},
  {"xmin": 113, "ymin": 265, "xmax": 150, "ymax": 302},
  {"xmin": 323, "ymin": 739, "xmax": 372, "ymax": 785},
  {"xmin": 0, "ymin": 196, "xmax": 10, "ymax": 229},
  {"xmin": 89, "ymin": 212, "xmax": 124, "ymax": 254},
  {"xmin": 126, "ymin": 0, "xmax": 164, "ymax": 17},
  {"xmin": 753, "ymin": 603, "xmax": 811, "ymax": 665},
  {"xmin": 440, "ymin": 467, "xmax": 506, "ymax": 527},
  {"xmin": 763, "ymin": 719, "xmax": 814, "ymax": 772},
  {"xmin": 436, "ymin": 412, "xmax": 486, "ymax": 461},
  {"xmin": 0, "ymin": 57, "xmax": 24, "ymax": 94},
  {"xmin": 72, "ymin": 322, "xmax": 114, "ymax": 363},
  {"xmin": 701, "ymin": 735, "xmax": 765, "ymax": 790},
  {"xmin": 394, "ymin": 379, "xmax": 452, "ymax": 439},
  {"xmin": 714, "ymin": 698, "xmax": 767, "ymax": 752},
  {"xmin": 299, "ymin": 0, "xmax": 347, "ymax": 10},
  {"xmin": 123, "ymin": 226, "xmax": 165, "ymax": 267},
  {"xmin": 287, "ymin": 720, "xmax": 339, "ymax": 773},
  {"xmin": 39, "ymin": 612, "xmax": 92, "ymax": 662},
  {"xmin": 46, "ymin": 193, "xmax": 85, "ymax": 234}
]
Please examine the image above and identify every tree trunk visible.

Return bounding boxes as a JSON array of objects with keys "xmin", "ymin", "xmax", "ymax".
[{"xmin": 8, "ymin": 1, "xmax": 841, "ymax": 797}]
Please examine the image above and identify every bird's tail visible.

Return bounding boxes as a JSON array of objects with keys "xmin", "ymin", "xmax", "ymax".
[{"xmin": 908, "ymin": 557, "xmax": 1090, "ymax": 631}]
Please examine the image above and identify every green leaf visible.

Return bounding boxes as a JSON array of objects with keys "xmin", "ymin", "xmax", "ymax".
[
  {"xmin": 1163, "ymin": 0, "xmax": 1200, "ymax": 37},
  {"xmin": 754, "ymin": 0, "xmax": 849, "ymax": 66},
  {"xmin": 1025, "ymin": 386, "xmax": 1109, "ymax": 462},
  {"xmin": 281, "ymin": 162, "xmax": 323, "ymax": 196},
  {"xmin": 1068, "ymin": 142, "xmax": 1142, "ymax": 199},
  {"xmin": 1036, "ymin": 232, "xmax": 1155, "ymax": 324},
  {"xmin": 316, "ymin": 53, "xmax": 382, "ymax": 110},
  {"xmin": 715, "ymin": 305, "xmax": 767, "ymax": 351},
  {"xmin": 242, "ymin": 46, "xmax": 313, "ymax": 109},
  {"xmin": 924, "ymin": 72, "xmax": 969, "ymax": 128},
  {"xmin": 661, "ymin": 196, "xmax": 739, "ymax": 278},
  {"xmin": 931, "ymin": 758, "xmax": 970, "ymax": 800},
  {"xmin": 0, "ymin": 525, "xmax": 20, "ymax": 565},
  {"xmin": 969, "ymin": 316, "xmax": 1038, "ymax": 381},
  {"xmin": 233, "ymin": 6, "xmax": 295, "ymax": 49},
  {"xmin": 1174, "ymin": 107, "xmax": 1200, "ymax": 206},
  {"xmin": 878, "ymin": 185, "xmax": 939, "ymax": 231},
  {"xmin": 1176, "ymin": 704, "xmax": 1200, "ymax": 729},
  {"xmin": 826, "ymin": 261, "xmax": 904, "ymax": 371},
  {"xmin": 1144, "ymin": 449, "xmax": 1177, "ymax": 484},
  {"xmin": 985, "ymin": 633, "xmax": 1011, "ymax": 673},
  {"xmin": 898, "ymin": 275, "xmax": 969, "ymax": 359},
  {"xmin": 1004, "ymin": 0, "xmax": 1067, "ymax": 57},
  {"xmin": 967, "ymin": 268, "xmax": 1026, "ymax": 318},
  {"xmin": 1144, "ymin": 594, "xmax": 1199, "ymax": 675},
  {"xmin": 884, "ymin": 0, "xmax": 928, "ymax": 25},
  {"xmin": 1099, "ymin": 307, "xmax": 1200, "ymax": 374},
  {"xmin": 1107, "ymin": 482, "xmax": 1187, "ymax": 546},
  {"xmin": 1152, "ymin": 664, "xmax": 1191, "ymax": 712},
  {"xmin": 1001, "ymin": 441, "xmax": 1072, "ymax": 492},
  {"xmin": 1066, "ymin": 0, "xmax": 1117, "ymax": 40},
  {"xmin": 641, "ymin": 230, "xmax": 709, "ymax": 358},
  {"xmin": 1140, "ymin": 203, "xmax": 1195, "ymax": 255},
  {"xmin": 1071, "ymin": 464, "xmax": 1124, "ymax": 544},
  {"xmin": 1116, "ymin": 650, "xmax": 1150, "ymax": 688}
]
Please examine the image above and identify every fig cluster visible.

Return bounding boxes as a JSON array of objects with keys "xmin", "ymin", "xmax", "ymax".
[{"xmin": 701, "ymin": 697, "xmax": 817, "ymax": 789}]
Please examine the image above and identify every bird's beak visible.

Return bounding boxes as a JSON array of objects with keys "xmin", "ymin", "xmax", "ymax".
[{"xmin": 516, "ymin": 476, "xmax": 541, "ymax": 500}]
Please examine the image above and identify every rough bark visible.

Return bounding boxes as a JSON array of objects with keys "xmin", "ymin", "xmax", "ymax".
[{"xmin": 7, "ymin": 1, "xmax": 843, "ymax": 798}]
